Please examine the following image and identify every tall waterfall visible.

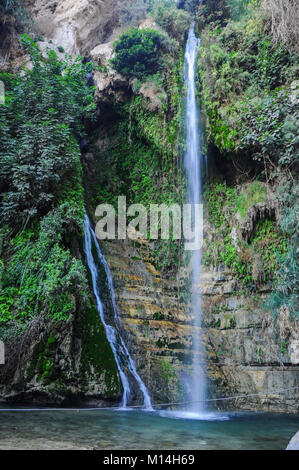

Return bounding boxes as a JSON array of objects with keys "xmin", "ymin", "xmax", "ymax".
[
  {"xmin": 83, "ymin": 215, "xmax": 153, "ymax": 410},
  {"xmin": 184, "ymin": 25, "xmax": 206, "ymax": 412}
]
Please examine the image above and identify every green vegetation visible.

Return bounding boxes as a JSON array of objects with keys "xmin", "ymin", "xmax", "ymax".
[
  {"xmin": 152, "ymin": 1, "xmax": 191, "ymax": 42},
  {"xmin": 110, "ymin": 28, "xmax": 164, "ymax": 79},
  {"xmin": 197, "ymin": 16, "xmax": 297, "ymax": 156},
  {"xmin": 158, "ymin": 357, "xmax": 180, "ymax": 401},
  {"xmin": 204, "ymin": 182, "xmax": 253, "ymax": 284},
  {"xmin": 197, "ymin": 0, "xmax": 298, "ymax": 317},
  {"xmin": 80, "ymin": 301, "xmax": 121, "ymax": 394},
  {"xmin": 1, "ymin": 34, "xmax": 94, "ymax": 224},
  {"xmin": 0, "ymin": 36, "xmax": 121, "ymax": 395},
  {"xmin": 0, "ymin": 206, "xmax": 88, "ymax": 326},
  {"xmin": 88, "ymin": 42, "xmax": 185, "ymax": 275},
  {"xmin": 0, "ymin": 37, "xmax": 95, "ymax": 332},
  {"xmin": 0, "ymin": 0, "xmax": 297, "ymax": 401},
  {"xmin": 235, "ymin": 182, "xmax": 266, "ymax": 219},
  {"xmin": 204, "ymin": 181, "xmax": 289, "ymax": 287},
  {"xmin": 266, "ymin": 244, "xmax": 298, "ymax": 320},
  {"xmin": 26, "ymin": 335, "xmax": 57, "ymax": 384},
  {"xmin": 250, "ymin": 219, "xmax": 289, "ymax": 281},
  {"xmin": 87, "ymin": 105, "xmax": 184, "ymax": 274},
  {"xmin": 153, "ymin": 312, "xmax": 165, "ymax": 320}
]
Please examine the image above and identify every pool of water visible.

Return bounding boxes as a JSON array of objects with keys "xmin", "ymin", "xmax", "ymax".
[{"xmin": 0, "ymin": 407, "xmax": 298, "ymax": 450}]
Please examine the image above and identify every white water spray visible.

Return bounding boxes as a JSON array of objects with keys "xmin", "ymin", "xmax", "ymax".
[
  {"xmin": 184, "ymin": 24, "xmax": 206, "ymax": 413},
  {"xmin": 83, "ymin": 215, "xmax": 153, "ymax": 410}
]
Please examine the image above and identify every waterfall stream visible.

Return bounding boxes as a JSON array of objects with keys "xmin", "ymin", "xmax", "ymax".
[
  {"xmin": 83, "ymin": 215, "xmax": 152, "ymax": 410},
  {"xmin": 184, "ymin": 25, "xmax": 206, "ymax": 413}
]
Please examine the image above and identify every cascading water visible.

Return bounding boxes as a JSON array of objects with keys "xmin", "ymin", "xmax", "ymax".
[
  {"xmin": 184, "ymin": 24, "xmax": 206, "ymax": 413},
  {"xmin": 83, "ymin": 215, "xmax": 152, "ymax": 410}
]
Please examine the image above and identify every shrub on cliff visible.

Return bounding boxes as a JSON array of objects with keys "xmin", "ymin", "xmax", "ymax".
[{"xmin": 110, "ymin": 28, "xmax": 163, "ymax": 79}]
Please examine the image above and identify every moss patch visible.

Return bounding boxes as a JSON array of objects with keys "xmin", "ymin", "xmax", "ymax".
[
  {"xmin": 204, "ymin": 181, "xmax": 289, "ymax": 288},
  {"xmin": 80, "ymin": 299, "xmax": 121, "ymax": 397}
]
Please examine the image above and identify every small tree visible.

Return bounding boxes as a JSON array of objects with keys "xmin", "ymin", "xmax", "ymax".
[{"xmin": 110, "ymin": 28, "xmax": 163, "ymax": 79}]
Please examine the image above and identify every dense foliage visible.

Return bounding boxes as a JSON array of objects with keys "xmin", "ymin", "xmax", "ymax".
[
  {"xmin": 152, "ymin": 1, "xmax": 191, "ymax": 42},
  {"xmin": 110, "ymin": 28, "xmax": 164, "ymax": 79},
  {"xmin": 197, "ymin": 0, "xmax": 298, "ymax": 318},
  {"xmin": 0, "ymin": 37, "xmax": 96, "ymax": 334},
  {"xmin": 87, "ymin": 43, "xmax": 185, "ymax": 274},
  {"xmin": 0, "ymin": 207, "xmax": 88, "ymax": 328},
  {"xmin": 0, "ymin": 35, "xmax": 94, "ymax": 224},
  {"xmin": 204, "ymin": 181, "xmax": 289, "ymax": 287}
]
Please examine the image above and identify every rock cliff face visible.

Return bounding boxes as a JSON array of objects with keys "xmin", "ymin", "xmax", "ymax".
[
  {"xmin": 84, "ymin": 19, "xmax": 298, "ymax": 412},
  {"xmin": 1, "ymin": 1, "xmax": 297, "ymax": 412},
  {"xmin": 89, "ymin": 23, "xmax": 167, "ymax": 112},
  {"xmin": 201, "ymin": 266, "xmax": 299, "ymax": 413},
  {"xmin": 21, "ymin": 0, "xmax": 119, "ymax": 56},
  {"xmin": 98, "ymin": 235, "xmax": 299, "ymax": 412},
  {"xmin": 99, "ymin": 239, "xmax": 190, "ymax": 404}
]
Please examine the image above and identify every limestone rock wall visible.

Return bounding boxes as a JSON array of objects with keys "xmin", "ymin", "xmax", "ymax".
[
  {"xmin": 100, "ymin": 239, "xmax": 191, "ymax": 404},
  {"xmin": 201, "ymin": 267, "xmax": 299, "ymax": 413},
  {"xmin": 21, "ymin": 0, "xmax": 120, "ymax": 56},
  {"xmin": 100, "ymin": 237, "xmax": 299, "ymax": 412},
  {"xmin": 4, "ymin": 1, "xmax": 297, "ymax": 412}
]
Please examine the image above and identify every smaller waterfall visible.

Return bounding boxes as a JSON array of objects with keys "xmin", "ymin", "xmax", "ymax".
[{"xmin": 83, "ymin": 215, "xmax": 152, "ymax": 410}]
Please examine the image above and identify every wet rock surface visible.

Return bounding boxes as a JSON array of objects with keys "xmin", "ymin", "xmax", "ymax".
[{"xmin": 101, "ymin": 238, "xmax": 299, "ymax": 412}]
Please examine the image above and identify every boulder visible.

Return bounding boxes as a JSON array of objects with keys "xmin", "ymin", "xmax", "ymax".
[
  {"xmin": 138, "ymin": 81, "xmax": 167, "ymax": 113},
  {"xmin": 90, "ymin": 41, "xmax": 114, "ymax": 67},
  {"xmin": 91, "ymin": 41, "xmax": 129, "ymax": 104},
  {"xmin": 93, "ymin": 70, "xmax": 128, "ymax": 104}
]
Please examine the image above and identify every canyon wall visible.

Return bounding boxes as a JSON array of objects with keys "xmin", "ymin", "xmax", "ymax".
[
  {"xmin": 0, "ymin": 1, "xmax": 298, "ymax": 412},
  {"xmin": 82, "ymin": 10, "xmax": 298, "ymax": 412},
  {"xmin": 21, "ymin": 0, "xmax": 120, "ymax": 55},
  {"xmin": 96, "ymin": 226, "xmax": 299, "ymax": 412}
]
